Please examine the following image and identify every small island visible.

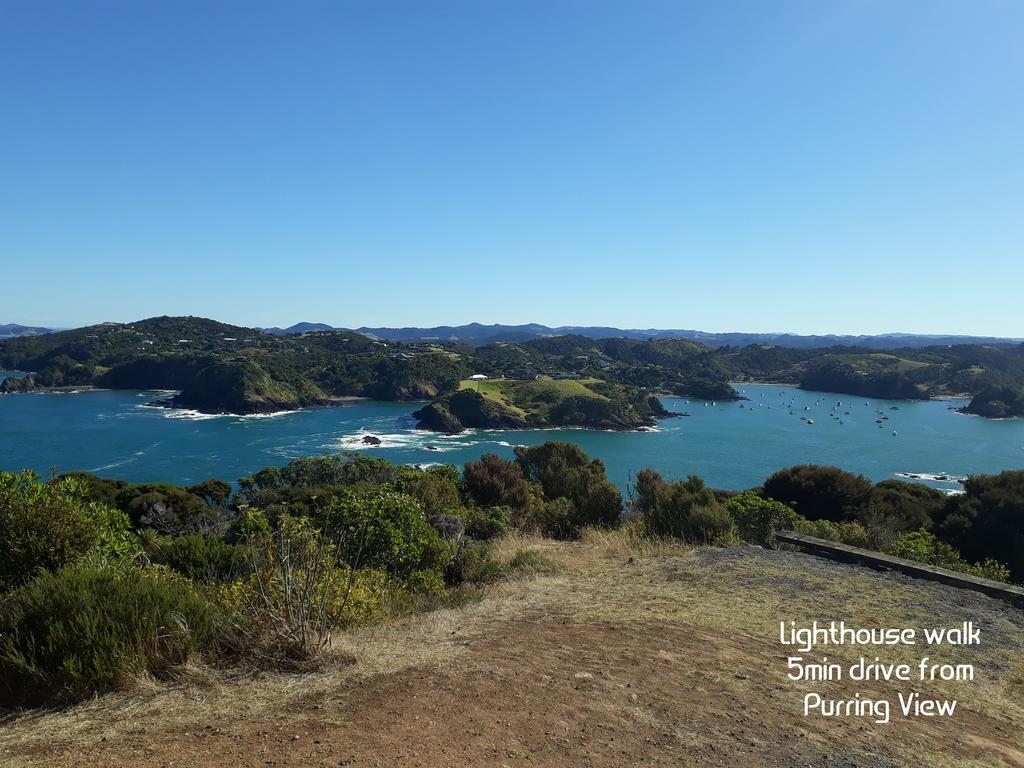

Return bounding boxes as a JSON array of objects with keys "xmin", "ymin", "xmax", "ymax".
[{"xmin": 413, "ymin": 377, "xmax": 672, "ymax": 433}]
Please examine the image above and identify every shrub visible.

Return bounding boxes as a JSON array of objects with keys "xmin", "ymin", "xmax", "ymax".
[
  {"xmin": 406, "ymin": 569, "xmax": 446, "ymax": 595},
  {"xmin": 460, "ymin": 505, "xmax": 512, "ymax": 540},
  {"xmin": 462, "ymin": 453, "xmax": 531, "ymax": 512},
  {"xmin": 887, "ymin": 529, "xmax": 1011, "ymax": 582},
  {"xmin": 934, "ymin": 470, "xmax": 1024, "ymax": 581},
  {"xmin": 514, "ymin": 442, "xmax": 622, "ymax": 536},
  {"xmin": 147, "ymin": 534, "xmax": 249, "ymax": 581},
  {"xmin": 536, "ymin": 496, "xmax": 576, "ymax": 539},
  {"xmin": 681, "ymin": 503, "xmax": 737, "ymax": 545},
  {"xmin": 859, "ymin": 480, "xmax": 944, "ymax": 532},
  {"xmin": 762, "ymin": 465, "xmax": 872, "ymax": 522},
  {"xmin": 187, "ymin": 478, "xmax": 233, "ymax": 506},
  {"xmin": 726, "ymin": 491, "xmax": 800, "ymax": 545},
  {"xmin": 791, "ymin": 518, "xmax": 867, "ymax": 547},
  {"xmin": 0, "ymin": 471, "xmax": 135, "ymax": 592},
  {"xmin": 313, "ymin": 490, "xmax": 450, "ymax": 578},
  {"xmin": 395, "ymin": 464, "xmax": 463, "ymax": 517},
  {"xmin": 126, "ymin": 486, "xmax": 232, "ymax": 535},
  {"xmin": 445, "ymin": 543, "xmax": 557, "ymax": 586},
  {"xmin": 0, "ymin": 565, "xmax": 220, "ymax": 706},
  {"xmin": 227, "ymin": 506, "xmax": 271, "ymax": 542},
  {"xmin": 445, "ymin": 541, "xmax": 504, "ymax": 585},
  {"xmin": 639, "ymin": 473, "xmax": 735, "ymax": 544},
  {"xmin": 218, "ymin": 516, "xmax": 391, "ymax": 664}
]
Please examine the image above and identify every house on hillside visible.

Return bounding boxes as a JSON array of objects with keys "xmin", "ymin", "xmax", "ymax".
[{"xmin": 467, "ymin": 373, "xmax": 489, "ymax": 381}]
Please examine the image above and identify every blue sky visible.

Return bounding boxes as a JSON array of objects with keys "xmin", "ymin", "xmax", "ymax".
[{"xmin": 2, "ymin": 1, "xmax": 1022, "ymax": 334}]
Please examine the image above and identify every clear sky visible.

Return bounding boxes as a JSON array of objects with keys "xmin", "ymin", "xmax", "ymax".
[{"xmin": 2, "ymin": 1, "xmax": 1022, "ymax": 334}]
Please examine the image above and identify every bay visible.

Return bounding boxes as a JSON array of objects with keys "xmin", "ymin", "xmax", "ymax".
[{"xmin": 1, "ymin": 384, "xmax": 1022, "ymax": 493}]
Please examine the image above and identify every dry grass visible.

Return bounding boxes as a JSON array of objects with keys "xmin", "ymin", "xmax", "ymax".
[{"xmin": 3, "ymin": 530, "xmax": 1023, "ymax": 767}]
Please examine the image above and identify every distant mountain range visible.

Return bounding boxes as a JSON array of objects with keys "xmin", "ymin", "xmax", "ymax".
[
  {"xmin": 8, "ymin": 319, "xmax": 1022, "ymax": 349},
  {"xmin": 261, "ymin": 322, "xmax": 1023, "ymax": 350},
  {"xmin": 0, "ymin": 323, "xmax": 55, "ymax": 340}
]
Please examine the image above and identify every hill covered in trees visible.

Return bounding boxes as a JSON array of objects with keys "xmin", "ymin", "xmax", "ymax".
[{"xmin": 1, "ymin": 316, "xmax": 1023, "ymax": 424}]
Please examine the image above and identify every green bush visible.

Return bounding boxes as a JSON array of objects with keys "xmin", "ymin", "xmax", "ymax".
[
  {"xmin": 887, "ymin": 529, "xmax": 1011, "ymax": 582},
  {"xmin": 147, "ymin": 534, "xmax": 249, "ymax": 581},
  {"xmin": 726, "ymin": 491, "xmax": 800, "ymax": 545},
  {"xmin": 638, "ymin": 473, "xmax": 735, "ymax": 544},
  {"xmin": 227, "ymin": 506, "xmax": 271, "ymax": 542},
  {"xmin": 445, "ymin": 541, "xmax": 504, "ymax": 585},
  {"xmin": 0, "ymin": 566, "xmax": 220, "ymax": 706},
  {"xmin": 445, "ymin": 543, "xmax": 557, "ymax": 586},
  {"xmin": 215, "ymin": 516, "xmax": 393, "ymax": 663},
  {"xmin": 934, "ymin": 470, "xmax": 1024, "ymax": 581},
  {"xmin": 860, "ymin": 480, "xmax": 943, "ymax": 532},
  {"xmin": 792, "ymin": 518, "xmax": 869, "ymax": 547},
  {"xmin": 463, "ymin": 453, "xmax": 532, "ymax": 512},
  {"xmin": 536, "ymin": 496, "xmax": 576, "ymax": 539},
  {"xmin": 514, "ymin": 442, "xmax": 622, "ymax": 535},
  {"xmin": 762, "ymin": 465, "xmax": 872, "ymax": 522},
  {"xmin": 460, "ymin": 505, "xmax": 512, "ymax": 540},
  {"xmin": 395, "ymin": 464, "xmax": 463, "ymax": 517},
  {"xmin": 0, "ymin": 471, "xmax": 136, "ymax": 592},
  {"xmin": 313, "ymin": 490, "xmax": 451, "ymax": 578}
]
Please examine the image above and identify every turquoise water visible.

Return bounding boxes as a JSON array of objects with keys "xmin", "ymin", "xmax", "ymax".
[{"xmin": 1, "ymin": 384, "xmax": 1022, "ymax": 492}]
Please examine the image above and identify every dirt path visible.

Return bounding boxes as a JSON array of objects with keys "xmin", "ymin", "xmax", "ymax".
[{"xmin": 3, "ymin": 537, "xmax": 1023, "ymax": 767}]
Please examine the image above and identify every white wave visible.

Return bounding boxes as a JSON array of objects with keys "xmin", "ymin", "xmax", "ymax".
[
  {"xmin": 237, "ymin": 410, "xmax": 298, "ymax": 420},
  {"xmin": 338, "ymin": 429, "xmax": 432, "ymax": 450},
  {"xmin": 159, "ymin": 408, "xmax": 228, "ymax": 421},
  {"xmin": 91, "ymin": 458, "xmax": 135, "ymax": 471},
  {"xmin": 894, "ymin": 471, "xmax": 966, "ymax": 484}
]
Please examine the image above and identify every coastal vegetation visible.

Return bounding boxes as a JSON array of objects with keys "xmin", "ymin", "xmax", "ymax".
[
  {"xmin": 2, "ymin": 316, "xmax": 1023, "ymax": 425},
  {"xmin": 2, "ymin": 443, "xmax": 1021, "ymax": 710}
]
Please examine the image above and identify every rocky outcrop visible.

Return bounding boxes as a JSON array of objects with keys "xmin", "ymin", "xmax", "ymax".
[
  {"xmin": 413, "ymin": 389, "xmax": 530, "ymax": 433},
  {"xmin": 961, "ymin": 385, "xmax": 1024, "ymax": 418},
  {"xmin": 0, "ymin": 374, "xmax": 36, "ymax": 393}
]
